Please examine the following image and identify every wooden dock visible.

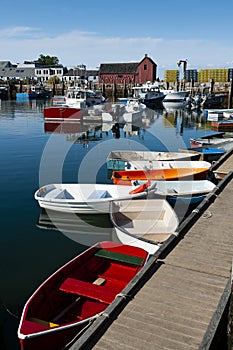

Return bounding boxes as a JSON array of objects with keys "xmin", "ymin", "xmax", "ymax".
[{"xmin": 69, "ymin": 151, "xmax": 233, "ymax": 350}]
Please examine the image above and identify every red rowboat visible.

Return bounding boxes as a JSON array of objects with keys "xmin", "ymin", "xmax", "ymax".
[{"xmin": 18, "ymin": 242, "xmax": 148, "ymax": 350}]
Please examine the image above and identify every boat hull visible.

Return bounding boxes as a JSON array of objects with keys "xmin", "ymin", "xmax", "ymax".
[
  {"xmin": 43, "ymin": 106, "xmax": 82, "ymax": 121},
  {"xmin": 163, "ymin": 91, "xmax": 188, "ymax": 103},
  {"xmin": 106, "ymin": 151, "xmax": 200, "ymax": 170},
  {"xmin": 166, "ymin": 194, "xmax": 207, "ymax": 206},
  {"xmin": 143, "ymin": 95, "xmax": 165, "ymax": 108},
  {"xmin": 112, "ymin": 168, "xmax": 210, "ymax": 183},
  {"xmin": 188, "ymin": 147, "xmax": 226, "ymax": 162},
  {"xmin": 147, "ymin": 179, "xmax": 216, "ymax": 207}
]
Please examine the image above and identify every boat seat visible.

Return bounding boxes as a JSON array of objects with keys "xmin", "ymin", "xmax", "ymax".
[
  {"xmin": 59, "ymin": 278, "xmax": 116, "ymax": 304},
  {"xmin": 55, "ymin": 189, "xmax": 74, "ymax": 199},
  {"xmin": 95, "ymin": 249, "xmax": 144, "ymax": 266},
  {"xmin": 87, "ymin": 190, "xmax": 112, "ymax": 199}
]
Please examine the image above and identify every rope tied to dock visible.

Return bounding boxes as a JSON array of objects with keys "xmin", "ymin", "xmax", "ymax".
[{"xmin": 115, "ymin": 292, "xmax": 129, "ymax": 300}]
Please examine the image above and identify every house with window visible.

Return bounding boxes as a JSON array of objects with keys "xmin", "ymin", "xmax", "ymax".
[
  {"xmin": 35, "ymin": 65, "xmax": 64, "ymax": 83},
  {"xmin": 98, "ymin": 54, "xmax": 157, "ymax": 85},
  {"xmin": 0, "ymin": 61, "xmax": 64, "ymax": 83},
  {"xmin": 0, "ymin": 61, "xmax": 35, "ymax": 81},
  {"xmin": 63, "ymin": 65, "xmax": 99, "ymax": 85}
]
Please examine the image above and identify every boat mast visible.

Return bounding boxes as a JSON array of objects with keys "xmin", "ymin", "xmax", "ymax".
[{"xmin": 177, "ymin": 59, "xmax": 187, "ymax": 91}]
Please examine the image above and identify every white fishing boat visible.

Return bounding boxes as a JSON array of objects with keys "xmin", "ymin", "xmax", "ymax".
[
  {"xmin": 162, "ymin": 90, "xmax": 188, "ymax": 103},
  {"xmin": 110, "ymin": 199, "xmax": 179, "ymax": 255},
  {"xmin": 132, "ymin": 82, "xmax": 165, "ymax": 108},
  {"xmin": 34, "ymin": 183, "xmax": 148, "ymax": 214},
  {"xmin": 106, "ymin": 150, "xmax": 200, "ymax": 170}
]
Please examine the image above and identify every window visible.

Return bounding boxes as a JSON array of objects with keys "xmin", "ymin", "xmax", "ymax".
[{"xmin": 144, "ymin": 64, "xmax": 147, "ymax": 70}]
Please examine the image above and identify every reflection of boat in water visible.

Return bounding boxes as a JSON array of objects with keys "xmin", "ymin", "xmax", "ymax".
[
  {"xmin": 37, "ymin": 209, "xmax": 113, "ymax": 246},
  {"xmin": 44, "ymin": 122, "xmax": 83, "ymax": 134},
  {"xmin": 163, "ymin": 101, "xmax": 186, "ymax": 110}
]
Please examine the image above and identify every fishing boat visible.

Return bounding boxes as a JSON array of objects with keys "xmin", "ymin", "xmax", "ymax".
[
  {"xmin": 147, "ymin": 180, "xmax": 216, "ymax": 206},
  {"xmin": 34, "ymin": 183, "xmax": 148, "ymax": 214},
  {"xmin": 17, "ymin": 241, "xmax": 149, "ymax": 350},
  {"xmin": 112, "ymin": 166, "xmax": 211, "ymax": 184},
  {"xmin": 211, "ymin": 119, "xmax": 233, "ymax": 132},
  {"xmin": 110, "ymin": 199, "xmax": 179, "ymax": 255},
  {"xmin": 106, "ymin": 150, "xmax": 200, "ymax": 170},
  {"xmin": 0, "ymin": 86, "xmax": 8, "ymax": 100},
  {"xmin": 132, "ymin": 82, "xmax": 165, "ymax": 108},
  {"xmin": 16, "ymin": 85, "xmax": 51, "ymax": 100},
  {"xmin": 43, "ymin": 87, "xmax": 105, "ymax": 121},
  {"xmin": 201, "ymin": 93, "xmax": 227, "ymax": 109}
]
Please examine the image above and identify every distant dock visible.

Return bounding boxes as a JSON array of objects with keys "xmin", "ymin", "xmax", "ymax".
[{"xmin": 68, "ymin": 150, "xmax": 233, "ymax": 350}]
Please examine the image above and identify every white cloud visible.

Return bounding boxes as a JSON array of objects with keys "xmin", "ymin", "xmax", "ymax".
[
  {"xmin": 0, "ymin": 26, "xmax": 41, "ymax": 38},
  {"xmin": 1, "ymin": 27, "xmax": 233, "ymax": 78}
]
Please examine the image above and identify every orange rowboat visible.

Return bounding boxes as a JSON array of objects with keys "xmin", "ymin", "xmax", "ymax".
[{"xmin": 112, "ymin": 167, "xmax": 210, "ymax": 184}]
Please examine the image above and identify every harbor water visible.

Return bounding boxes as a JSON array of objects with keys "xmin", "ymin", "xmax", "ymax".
[{"xmin": 0, "ymin": 99, "xmax": 214, "ymax": 349}]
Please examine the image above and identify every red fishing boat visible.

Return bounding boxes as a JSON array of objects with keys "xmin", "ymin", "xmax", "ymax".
[
  {"xmin": 43, "ymin": 106, "xmax": 83, "ymax": 121},
  {"xmin": 43, "ymin": 87, "xmax": 105, "ymax": 121},
  {"xmin": 18, "ymin": 241, "xmax": 148, "ymax": 350}
]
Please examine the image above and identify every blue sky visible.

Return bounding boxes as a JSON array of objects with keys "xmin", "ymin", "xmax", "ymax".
[{"xmin": 1, "ymin": 0, "xmax": 233, "ymax": 78}]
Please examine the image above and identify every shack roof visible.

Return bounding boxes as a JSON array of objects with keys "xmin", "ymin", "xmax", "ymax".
[{"xmin": 99, "ymin": 63, "xmax": 138, "ymax": 74}]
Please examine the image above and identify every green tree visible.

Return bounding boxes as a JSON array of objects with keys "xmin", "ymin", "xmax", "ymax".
[
  {"xmin": 36, "ymin": 54, "xmax": 59, "ymax": 66},
  {"xmin": 47, "ymin": 76, "xmax": 61, "ymax": 84}
]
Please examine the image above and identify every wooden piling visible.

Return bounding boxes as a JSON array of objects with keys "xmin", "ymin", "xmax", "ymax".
[{"xmin": 228, "ymin": 79, "xmax": 233, "ymax": 108}]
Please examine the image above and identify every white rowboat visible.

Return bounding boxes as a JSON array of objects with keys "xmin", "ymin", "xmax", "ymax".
[
  {"xmin": 34, "ymin": 183, "xmax": 148, "ymax": 214},
  {"xmin": 110, "ymin": 199, "xmax": 179, "ymax": 255}
]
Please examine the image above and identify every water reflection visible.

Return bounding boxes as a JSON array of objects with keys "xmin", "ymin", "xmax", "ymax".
[{"xmin": 37, "ymin": 209, "xmax": 114, "ymax": 247}]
